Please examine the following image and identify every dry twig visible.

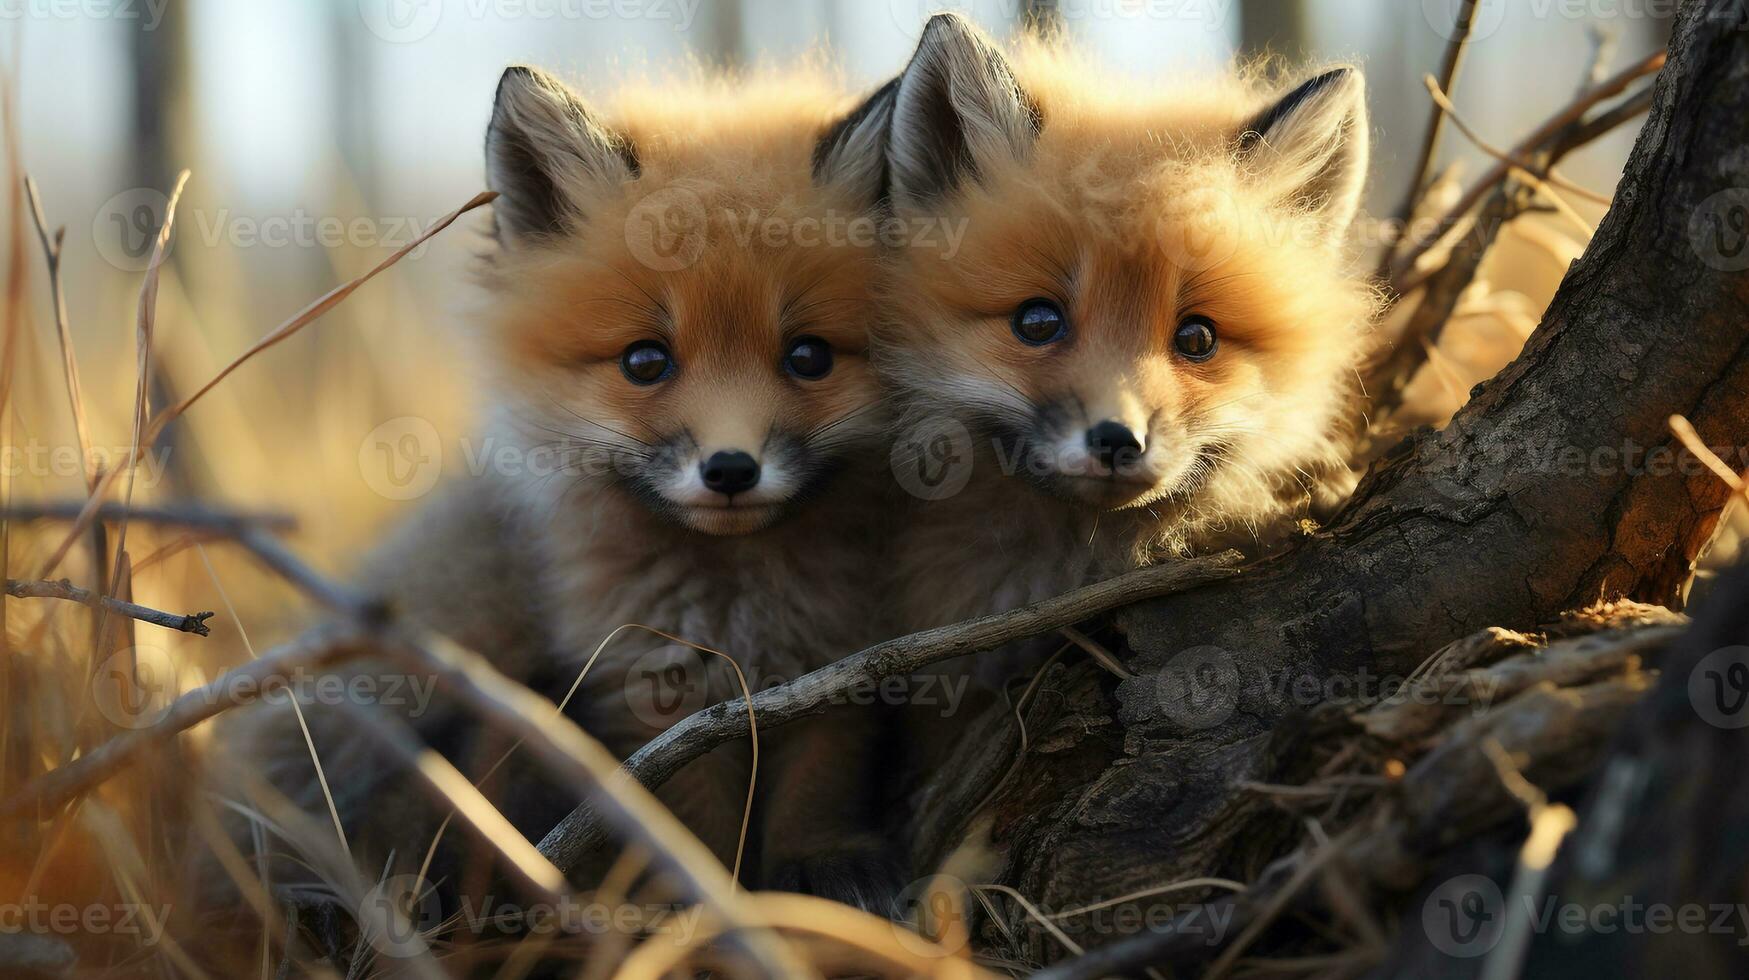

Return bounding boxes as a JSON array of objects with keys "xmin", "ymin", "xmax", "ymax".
[{"xmin": 5, "ymin": 577, "xmax": 213, "ymax": 635}]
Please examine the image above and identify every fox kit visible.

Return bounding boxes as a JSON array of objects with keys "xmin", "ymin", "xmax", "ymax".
[
  {"xmin": 473, "ymin": 65, "xmax": 903, "ymax": 902},
  {"xmin": 880, "ymin": 15, "xmax": 1377, "ymax": 642},
  {"xmin": 875, "ymin": 16, "xmax": 1377, "ymax": 881},
  {"xmin": 217, "ymin": 65, "xmax": 904, "ymax": 936}
]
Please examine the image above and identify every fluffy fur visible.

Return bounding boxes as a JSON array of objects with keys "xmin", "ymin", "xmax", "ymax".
[
  {"xmin": 470, "ymin": 65, "xmax": 907, "ymax": 896},
  {"xmin": 880, "ymin": 17, "xmax": 1381, "ymax": 639},
  {"xmin": 214, "ymin": 65, "xmax": 907, "ymax": 935}
]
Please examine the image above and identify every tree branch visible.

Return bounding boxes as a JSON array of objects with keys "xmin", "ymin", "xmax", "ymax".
[
  {"xmin": 536, "ymin": 551, "xmax": 1245, "ymax": 874},
  {"xmin": 5, "ymin": 577, "xmax": 213, "ymax": 635}
]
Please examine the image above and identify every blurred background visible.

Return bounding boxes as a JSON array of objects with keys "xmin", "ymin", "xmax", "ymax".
[{"xmin": 0, "ymin": 0, "xmax": 1674, "ymax": 666}]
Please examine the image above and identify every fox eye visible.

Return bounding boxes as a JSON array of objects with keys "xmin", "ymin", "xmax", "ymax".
[
  {"xmin": 784, "ymin": 336, "xmax": 834, "ymax": 380},
  {"xmin": 1012, "ymin": 298, "xmax": 1068, "ymax": 346},
  {"xmin": 1174, "ymin": 315, "xmax": 1218, "ymax": 362},
  {"xmin": 620, "ymin": 340, "xmax": 674, "ymax": 385}
]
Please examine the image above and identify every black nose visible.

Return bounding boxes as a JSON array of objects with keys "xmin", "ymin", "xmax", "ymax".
[
  {"xmin": 700, "ymin": 451, "xmax": 760, "ymax": 496},
  {"xmin": 1086, "ymin": 421, "xmax": 1143, "ymax": 472}
]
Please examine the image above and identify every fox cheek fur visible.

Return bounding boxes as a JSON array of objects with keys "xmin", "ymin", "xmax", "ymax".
[{"xmin": 879, "ymin": 13, "xmax": 1378, "ymax": 540}]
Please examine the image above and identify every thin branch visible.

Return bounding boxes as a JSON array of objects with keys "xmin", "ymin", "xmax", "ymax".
[
  {"xmin": 22, "ymin": 176, "xmax": 94, "ymax": 491},
  {"xmin": 537, "ymin": 552, "xmax": 1245, "ymax": 873},
  {"xmin": 1362, "ymin": 54, "xmax": 1664, "ymax": 427},
  {"xmin": 1377, "ymin": 0, "xmax": 1478, "ymax": 281},
  {"xmin": 1422, "ymin": 75, "xmax": 1611, "ymax": 205},
  {"xmin": 0, "ymin": 501, "xmax": 296, "ymax": 535},
  {"xmin": 5, "ymin": 577, "xmax": 213, "ymax": 635},
  {"xmin": 1386, "ymin": 48, "xmax": 1665, "ymax": 289}
]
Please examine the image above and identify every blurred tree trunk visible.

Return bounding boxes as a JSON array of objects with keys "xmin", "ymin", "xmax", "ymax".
[{"xmin": 1240, "ymin": 0, "xmax": 1307, "ymax": 58}]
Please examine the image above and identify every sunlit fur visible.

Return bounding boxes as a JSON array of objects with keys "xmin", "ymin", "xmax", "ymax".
[{"xmin": 881, "ymin": 29, "xmax": 1381, "ymax": 633}]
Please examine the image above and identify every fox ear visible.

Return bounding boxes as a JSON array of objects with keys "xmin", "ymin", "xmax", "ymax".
[
  {"xmin": 485, "ymin": 66, "xmax": 638, "ymax": 246},
  {"xmin": 813, "ymin": 76, "xmax": 899, "ymax": 206},
  {"xmin": 888, "ymin": 13, "xmax": 1040, "ymax": 211},
  {"xmin": 1239, "ymin": 67, "xmax": 1370, "ymax": 243}
]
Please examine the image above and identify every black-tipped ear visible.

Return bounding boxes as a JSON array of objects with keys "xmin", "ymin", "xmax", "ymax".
[
  {"xmin": 1239, "ymin": 66, "xmax": 1370, "ymax": 243},
  {"xmin": 485, "ymin": 66, "xmax": 638, "ymax": 246},
  {"xmin": 813, "ymin": 76, "xmax": 899, "ymax": 206},
  {"xmin": 887, "ymin": 13, "xmax": 1040, "ymax": 212}
]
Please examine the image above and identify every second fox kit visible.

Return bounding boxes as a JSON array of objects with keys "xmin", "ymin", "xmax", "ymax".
[
  {"xmin": 225, "ymin": 65, "xmax": 904, "ymax": 918},
  {"xmin": 881, "ymin": 16, "xmax": 1377, "ymax": 643}
]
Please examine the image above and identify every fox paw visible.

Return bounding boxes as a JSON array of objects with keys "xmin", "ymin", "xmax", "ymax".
[{"xmin": 765, "ymin": 846, "xmax": 908, "ymax": 917}]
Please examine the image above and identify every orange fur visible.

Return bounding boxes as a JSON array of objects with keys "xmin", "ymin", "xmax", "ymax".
[{"xmin": 881, "ymin": 32, "xmax": 1381, "ymax": 565}]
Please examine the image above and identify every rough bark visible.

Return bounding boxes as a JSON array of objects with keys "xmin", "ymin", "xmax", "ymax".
[{"xmin": 938, "ymin": 0, "xmax": 1749, "ymax": 964}]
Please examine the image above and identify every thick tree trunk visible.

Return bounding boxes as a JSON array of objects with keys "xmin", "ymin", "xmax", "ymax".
[{"xmin": 930, "ymin": 0, "xmax": 1749, "ymax": 965}]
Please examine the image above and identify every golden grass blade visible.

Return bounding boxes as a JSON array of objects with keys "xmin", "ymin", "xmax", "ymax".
[
  {"xmin": 35, "ymin": 170, "xmax": 190, "ymax": 581},
  {"xmin": 198, "ymin": 542, "xmax": 351, "ymax": 862},
  {"xmin": 151, "ymin": 189, "xmax": 497, "ymax": 435}
]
